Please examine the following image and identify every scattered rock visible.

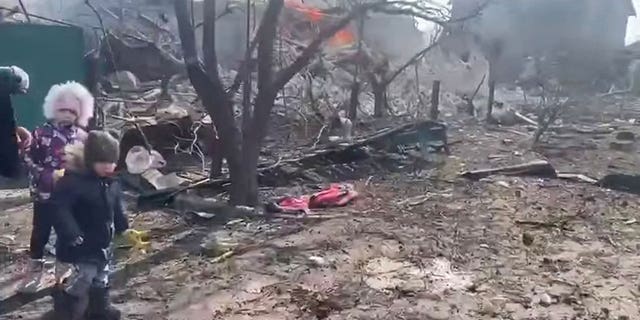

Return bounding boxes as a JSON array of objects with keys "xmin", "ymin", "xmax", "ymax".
[
  {"xmin": 539, "ymin": 293, "xmax": 552, "ymax": 307},
  {"xmin": 616, "ymin": 131, "xmax": 636, "ymax": 141},
  {"xmin": 107, "ymin": 70, "xmax": 140, "ymax": 91},
  {"xmin": 610, "ymin": 140, "xmax": 635, "ymax": 152},
  {"xmin": 199, "ymin": 234, "xmax": 236, "ymax": 258},
  {"xmin": 610, "ymin": 131, "xmax": 636, "ymax": 152},
  {"xmin": 424, "ymin": 309, "xmax": 449, "ymax": 320},
  {"xmin": 495, "ymin": 180, "xmax": 510, "ymax": 188},
  {"xmin": 522, "ymin": 232, "xmax": 534, "ymax": 247},
  {"xmin": 490, "ymin": 103, "xmax": 519, "ymax": 126},
  {"xmin": 308, "ymin": 256, "xmax": 327, "ymax": 267}
]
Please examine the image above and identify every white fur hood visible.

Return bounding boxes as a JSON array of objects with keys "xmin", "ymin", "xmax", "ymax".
[{"xmin": 43, "ymin": 81, "xmax": 94, "ymax": 127}]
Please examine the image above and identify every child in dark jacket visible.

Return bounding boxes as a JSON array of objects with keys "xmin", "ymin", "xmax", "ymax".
[{"xmin": 50, "ymin": 130, "xmax": 127, "ymax": 320}]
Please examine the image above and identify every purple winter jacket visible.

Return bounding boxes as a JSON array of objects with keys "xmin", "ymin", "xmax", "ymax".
[{"xmin": 23, "ymin": 122, "xmax": 86, "ymax": 201}]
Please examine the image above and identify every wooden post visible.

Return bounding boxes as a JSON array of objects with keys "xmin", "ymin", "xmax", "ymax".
[
  {"xmin": 430, "ymin": 80, "xmax": 440, "ymax": 120},
  {"xmin": 487, "ymin": 79, "xmax": 496, "ymax": 121},
  {"xmin": 414, "ymin": 63, "xmax": 420, "ymax": 117}
]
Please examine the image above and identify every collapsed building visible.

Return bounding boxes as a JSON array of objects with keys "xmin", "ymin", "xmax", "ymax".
[{"xmin": 446, "ymin": 0, "xmax": 636, "ymax": 90}]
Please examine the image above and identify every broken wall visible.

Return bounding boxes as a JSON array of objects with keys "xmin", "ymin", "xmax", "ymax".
[{"xmin": 449, "ymin": 0, "xmax": 633, "ymax": 88}]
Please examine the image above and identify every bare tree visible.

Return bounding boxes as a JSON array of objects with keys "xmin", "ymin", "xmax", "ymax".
[
  {"xmin": 532, "ymin": 78, "xmax": 569, "ymax": 145},
  {"xmin": 347, "ymin": 0, "xmax": 487, "ymax": 118},
  {"xmin": 174, "ymin": 0, "xmax": 472, "ymax": 205},
  {"xmin": 175, "ymin": 0, "xmax": 374, "ymax": 205},
  {"xmin": 515, "ymin": 54, "xmax": 570, "ymax": 145},
  {"xmin": 367, "ymin": 38, "xmax": 442, "ymax": 117}
]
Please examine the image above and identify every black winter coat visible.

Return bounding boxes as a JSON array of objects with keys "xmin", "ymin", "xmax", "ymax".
[
  {"xmin": 0, "ymin": 94, "xmax": 21, "ymax": 179},
  {"xmin": 0, "ymin": 68, "xmax": 24, "ymax": 178},
  {"xmin": 50, "ymin": 171, "xmax": 129, "ymax": 264}
]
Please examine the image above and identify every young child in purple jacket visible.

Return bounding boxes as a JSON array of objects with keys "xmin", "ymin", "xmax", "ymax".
[{"xmin": 18, "ymin": 81, "xmax": 94, "ymax": 293}]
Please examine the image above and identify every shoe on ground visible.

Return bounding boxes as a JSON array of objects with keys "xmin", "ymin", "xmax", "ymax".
[{"xmin": 17, "ymin": 259, "xmax": 45, "ymax": 294}]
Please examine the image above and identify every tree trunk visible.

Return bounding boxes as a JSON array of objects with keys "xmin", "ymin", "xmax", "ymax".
[
  {"xmin": 175, "ymin": 0, "xmax": 246, "ymax": 203},
  {"xmin": 231, "ymin": 0, "xmax": 284, "ymax": 206},
  {"xmin": 430, "ymin": 80, "xmax": 440, "ymax": 120},
  {"xmin": 227, "ymin": 153, "xmax": 249, "ymax": 205},
  {"xmin": 373, "ymin": 83, "xmax": 387, "ymax": 118},
  {"xmin": 239, "ymin": 133, "xmax": 261, "ymax": 205},
  {"xmin": 209, "ymin": 130, "xmax": 223, "ymax": 178},
  {"xmin": 348, "ymin": 81, "xmax": 360, "ymax": 120},
  {"xmin": 487, "ymin": 78, "xmax": 496, "ymax": 121},
  {"xmin": 177, "ymin": 0, "xmax": 358, "ymax": 206}
]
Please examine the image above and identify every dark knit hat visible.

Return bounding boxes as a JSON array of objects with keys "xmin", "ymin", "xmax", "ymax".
[{"xmin": 84, "ymin": 130, "xmax": 120, "ymax": 167}]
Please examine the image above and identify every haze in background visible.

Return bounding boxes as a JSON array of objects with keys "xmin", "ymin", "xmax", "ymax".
[
  {"xmin": 6, "ymin": 0, "xmax": 640, "ymax": 45},
  {"xmin": 628, "ymin": 0, "xmax": 640, "ymax": 44}
]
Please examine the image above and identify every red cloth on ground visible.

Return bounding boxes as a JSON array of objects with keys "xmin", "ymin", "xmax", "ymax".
[{"xmin": 276, "ymin": 183, "xmax": 358, "ymax": 213}]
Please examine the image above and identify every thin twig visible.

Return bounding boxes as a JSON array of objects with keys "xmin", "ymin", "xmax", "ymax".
[
  {"xmin": 97, "ymin": 97, "xmax": 158, "ymax": 104},
  {"xmin": 470, "ymin": 74, "xmax": 486, "ymax": 101},
  {"xmin": 17, "ymin": 0, "xmax": 30, "ymax": 23},
  {"xmin": 172, "ymin": 121, "xmax": 207, "ymax": 173},
  {"xmin": 312, "ymin": 125, "xmax": 328, "ymax": 149}
]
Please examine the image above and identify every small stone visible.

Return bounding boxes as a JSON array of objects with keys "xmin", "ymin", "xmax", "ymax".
[
  {"xmin": 502, "ymin": 138, "xmax": 514, "ymax": 145},
  {"xmin": 539, "ymin": 293, "xmax": 552, "ymax": 307},
  {"xmin": 107, "ymin": 70, "xmax": 139, "ymax": 91},
  {"xmin": 308, "ymin": 256, "xmax": 327, "ymax": 267},
  {"xmin": 478, "ymin": 298, "xmax": 498, "ymax": 316},
  {"xmin": 495, "ymin": 181, "xmax": 510, "ymax": 188},
  {"xmin": 522, "ymin": 232, "xmax": 534, "ymax": 247}
]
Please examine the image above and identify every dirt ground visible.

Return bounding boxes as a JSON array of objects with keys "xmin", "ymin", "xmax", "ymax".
[{"xmin": 2, "ymin": 94, "xmax": 640, "ymax": 319}]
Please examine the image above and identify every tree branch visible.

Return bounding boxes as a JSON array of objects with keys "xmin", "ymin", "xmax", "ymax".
[
  {"xmin": 227, "ymin": 0, "xmax": 277, "ymax": 95},
  {"xmin": 373, "ymin": 0, "xmax": 488, "ymax": 25},
  {"xmin": 257, "ymin": 0, "xmax": 284, "ymax": 94},
  {"xmin": 384, "ymin": 38, "xmax": 441, "ymax": 86},
  {"xmin": 203, "ymin": 0, "xmax": 220, "ymax": 80},
  {"xmin": 17, "ymin": 0, "xmax": 30, "ymax": 23},
  {"xmin": 174, "ymin": 0, "xmax": 227, "ymax": 104},
  {"xmin": 250, "ymin": 0, "xmax": 286, "ymax": 143},
  {"xmin": 174, "ymin": 0, "xmax": 200, "ymax": 69},
  {"xmin": 227, "ymin": 37, "xmax": 259, "ymax": 94},
  {"xmin": 175, "ymin": 0, "xmax": 242, "ymax": 176},
  {"xmin": 273, "ymin": 9, "xmax": 360, "ymax": 91}
]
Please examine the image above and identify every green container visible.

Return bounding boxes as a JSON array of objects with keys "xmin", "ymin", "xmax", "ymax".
[{"xmin": 0, "ymin": 23, "xmax": 86, "ymax": 131}]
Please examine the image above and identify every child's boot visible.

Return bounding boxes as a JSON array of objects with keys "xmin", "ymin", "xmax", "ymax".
[
  {"xmin": 52, "ymin": 286, "xmax": 87, "ymax": 320},
  {"xmin": 54, "ymin": 261, "xmax": 73, "ymax": 284},
  {"xmin": 86, "ymin": 286, "xmax": 121, "ymax": 320},
  {"xmin": 17, "ymin": 259, "xmax": 44, "ymax": 293}
]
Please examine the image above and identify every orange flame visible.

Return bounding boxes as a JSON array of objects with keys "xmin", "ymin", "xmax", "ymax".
[
  {"xmin": 329, "ymin": 29, "xmax": 356, "ymax": 47},
  {"xmin": 285, "ymin": 0, "xmax": 325, "ymax": 22},
  {"xmin": 285, "ymin": 0, "xmax": 356, "ymax": 48}
]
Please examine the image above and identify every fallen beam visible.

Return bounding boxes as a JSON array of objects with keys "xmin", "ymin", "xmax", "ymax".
[{"xmin": 460, "ymin": 160, "xmax": 557, "ymax": 180}]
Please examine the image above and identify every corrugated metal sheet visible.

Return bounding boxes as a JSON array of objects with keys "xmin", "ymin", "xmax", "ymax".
[{"xmin": 0, "ymin": 23, "xmax": 85, "ymax": 130}]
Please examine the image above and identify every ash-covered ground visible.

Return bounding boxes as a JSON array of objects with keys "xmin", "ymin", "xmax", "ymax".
[{"xmin": 2, "ymin": 94, "xmax": 640, "ymax": 320}]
